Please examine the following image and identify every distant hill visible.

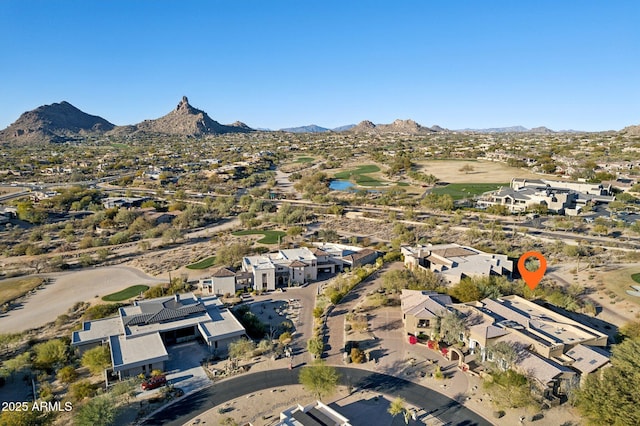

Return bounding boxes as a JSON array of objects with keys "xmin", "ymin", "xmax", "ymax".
[
  {"xmin": 279, "ymin": 124, "xmax": 330, "ymax": 133},
  {"xmin": 348, "ymin": 119, "xmax": 445, "ymax": 134},
  {"xmin": 0, "ymin": 101, "xmax": 114, "ymax": 144},
  {"xmin": 129, "ymin": 96, "xmax": 253, "ymax": 136},
  {"xmin": 332, "ymin": 124, "xmax": 356, "ymax": 132},
  {"xmin": 458, "ymin": 126, "xmax": 557, "ymax": 133},
  {"xmin": 621, "ymin": 124, "xmax": 640, "ymax": 136}
]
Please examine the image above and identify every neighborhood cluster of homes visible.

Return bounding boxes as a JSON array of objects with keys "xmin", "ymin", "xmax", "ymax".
[
  {"xmin": 199, "ymin": 243, "xmax": 378, "ymax": 295},
  {"xmin": 401, "ymin": 289, "xmax": 610, "ymax": 399},
  {"xmin": 70, "ymin": 240, "xmax": 611, "ymax": 403},
  {"xmin": 477, "ymin": 178, "xmax": 615, "ymax": 215}
]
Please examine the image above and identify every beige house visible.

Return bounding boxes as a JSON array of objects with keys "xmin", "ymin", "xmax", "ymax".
[
  {"xmin": 400, "ymin": 291, "xmax": 610, "ymax": 398},
  {"xmin": 401, "ymin": 290, "xmax": 452, "ymax": 339},
  {"xmin": 401, "ymin": 243, "xmax": 513, "ymax": 284}
]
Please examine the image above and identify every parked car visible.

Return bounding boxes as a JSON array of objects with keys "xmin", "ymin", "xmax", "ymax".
[{"xmin": 141, "ymin": 375, "xmax": 167, "ymax": 390}]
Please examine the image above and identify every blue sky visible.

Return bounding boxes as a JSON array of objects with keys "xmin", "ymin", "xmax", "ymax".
[{"xmin": 1, "ymin": 1, "xmax": 638, "ymax": 131}]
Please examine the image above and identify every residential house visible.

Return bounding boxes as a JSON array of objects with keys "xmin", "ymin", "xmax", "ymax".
[
  {"xmin": 71, "ymin": 293, "xmax": 246, "ymax": 380},
  {"xmin": 401, "ymin": 290, "xmax": 453, "ymax": 339},
  {"xmin": 477, "ymin": 178, "xmax": 615, "ymax": 214},
  {"xmin": 199, "ymin": 267, "xmax": 253, "ymax": 295},
  {"xmin": 401, "ymin": 243, "xmax": 513, "ymax": 284},
  {"xmin": 237, "ymin": 244, "xmax": 379, "ymax": 292},
  {"xmin": 277, "ymin": 401, "xmax": 352, "ymax": 426},
  {"xmin": 399, "ymin": 291, "xmax": 610, "ymax": 399}
]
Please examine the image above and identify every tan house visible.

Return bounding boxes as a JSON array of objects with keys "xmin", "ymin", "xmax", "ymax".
[
  {"xmin": 401, "ymin": 290, "xmax": 452, "ymax": 338},
  {"xmin": 400, "ymin": 291, "xmax": 610, "ymax": 398},
  {"xmin": 401, "ymin": 243, "xmax": 513, "ymax": 284}
]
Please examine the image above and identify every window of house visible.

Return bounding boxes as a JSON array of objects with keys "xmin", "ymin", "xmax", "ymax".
[{"xmin": 417, "ymin": 320, "xmax": 430, "ymax": 328}]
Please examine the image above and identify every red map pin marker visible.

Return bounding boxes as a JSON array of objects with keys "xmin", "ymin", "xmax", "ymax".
[{"xmin": 518, "ymin": 251, "xmax": 547, "ymax": 290}]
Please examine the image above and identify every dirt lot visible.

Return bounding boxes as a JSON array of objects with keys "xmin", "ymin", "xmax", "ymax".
[{"xmin": 416, "ymin": 160, "xmax": 545, "ymax": 183}]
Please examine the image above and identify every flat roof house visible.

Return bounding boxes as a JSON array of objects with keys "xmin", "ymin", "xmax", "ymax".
[
  {"xmin": 71, "ymin": 293, "xmax": 246, "ymax": 380},
  {"xmin": 277, "ymin": 401, "xmax": 352, "ymax": 426},
  {"xmin": 401, "ymin": 243, "xmax": 513, "ymax": 284},
  {"xmin": 400, "ymin": 291, "xmax": 611, "ymax": 399}
]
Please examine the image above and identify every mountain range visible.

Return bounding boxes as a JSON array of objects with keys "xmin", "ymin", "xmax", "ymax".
[
  {"xmin": 458, "ymin": 126, "xmax": 557, "ymax": 133},
  {"xmin": 0, "ymin": 98, "xmax": 632, "ymax": 143},
  {"xmin": 0, "ymin": 97, "xmax": 253, "ymax": 144},
  {"xmin": 0, "ymin": 101, "xmax": 115, "ymax": 144}
]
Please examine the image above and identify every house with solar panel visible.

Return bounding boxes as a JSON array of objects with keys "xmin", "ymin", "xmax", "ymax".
[{"xmin": 71, "ymin": 293, "xmax": 246, "ymax": 380}]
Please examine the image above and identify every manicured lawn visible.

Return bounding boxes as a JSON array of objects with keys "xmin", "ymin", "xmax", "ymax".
[
  {"xmin": 110, "ymin": 142, "xmax": 128, "ymax": 149},
  {"xmin": 335, "ymin": 165, "xmax": 385, "ymax": 186},
  {"xmin": 295, "ymin": 157, "xmax": 315, "ymax": 163},
  {"xmin": 233, "ymin": 229, "xmax": 286, "ymax": 244},
  {"xmin": 431, "ymin": 183, "xmax": 507, "ymax": 200},
  {"xmin": 632, "ymin": 273, "xmax": 640, "ymax": 284},
  {"xmin": 334, "ymin": 164, "xmax": 380, "ymax": 179},
  {"xmin": 396, "ymin": 182, "xmax": 410, "ymax": 187},
  {"xmin": 186, "ymin": 256, "xmax": 217, "ymax": 270},
  {"xmin": 102, "ymin": 285, "xmax": 150, "ymax": 302}
]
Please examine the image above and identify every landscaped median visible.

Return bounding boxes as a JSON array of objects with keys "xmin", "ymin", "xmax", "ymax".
[{"xmin": 309, "ymin": 257, "xmax": 388, "ymax": 359}]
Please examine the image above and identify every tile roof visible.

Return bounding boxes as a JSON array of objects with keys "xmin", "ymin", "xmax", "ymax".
[{"xmin": 212, "ymin": 267, "xmax": 236, "ymax": 278}]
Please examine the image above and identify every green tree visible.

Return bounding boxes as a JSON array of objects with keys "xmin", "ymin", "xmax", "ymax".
[
  {"xmin": 575, "ymin": 337, "xmax": 640, "ymax": 425},
  {"xmin": 81, "ymin": 345, "xmax": 111, "ymax": 375},
  {"xmin": 483, "ymin": 370, "xmax": 536, "ymax": 410},
  {"xmin": 449, "ymin": 279, "xmax": 482, "ymax": 302},
  {"xmin": 74, "ymin": 395, "xmax": 117, "ymax": 426},
  {"xmin": 0, "ymin": 408, "xmax": 55, "ymax": 426},
  {"xmin": 57, "ymin": 365, "xmax": 78, "ymax": 384},
  {"xmin": 162, "ymin": 227, "xmax": 182, "ymax": 244},
  {"xmin": 298, "ymin": 361, "xmax": 339, "ymax": 399},
  {"xmin": 307, "ymin": 337, "xmax": 324, "ymax": 358},
  {"xmin": 228, "ymin": 338, "xmax": 256, "ymax": 360},
  {"xmin": 438, "ymin": 310, "xmax": 466, "ymax": 345},
  {"xmin": 33, "ymin": 339, "xmax": 68, "ymax": 370},
  {"xmin": 70, "ymin": 380, "xmax": 96, "ymax": 401}
]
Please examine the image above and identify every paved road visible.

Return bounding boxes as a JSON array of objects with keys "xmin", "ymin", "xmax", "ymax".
[{"xmin": 142, "ymin": 367, "xmax": 491, "ymax": 426}]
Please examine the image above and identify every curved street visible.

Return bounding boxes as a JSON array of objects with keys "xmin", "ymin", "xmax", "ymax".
[{"xmin": 142, "ymin": 367, "xmax": 491, "ymax": 426}]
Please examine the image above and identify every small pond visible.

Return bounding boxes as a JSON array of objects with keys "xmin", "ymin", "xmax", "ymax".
[{"xmin": 329, "ymin": 179, "xmax": 355, "ymax": 191}]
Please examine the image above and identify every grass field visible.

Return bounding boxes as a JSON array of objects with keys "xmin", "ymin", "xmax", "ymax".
[
  {"xmin": 0, "ymin": 277, "xmax": 46, "ymax": 305},
  {"xmin": 102, "ymin": 285, "xmax": 150, "ymax": 302},
  {"xmin": 431, "ymin": 183, "xmax": 507, "ymax": 200},
  {"xmin": 186, "ymin": 256, "xmax": 217, "ymax": 269},
  {"xmin": 233, "ymin": 229, "xmax": 286, "ymax": 244},
  {"xmin": 335, "ymin": 164, "xmax": 385, "ymax": 186},
  {"xmin": 416, "ymin": 160, "xmax": 545, "ymax": 183},
  {"xmin": 295, "ymin": 157, "xmax": 315, "ymax": 163},
  {"xmin": 110, "ymin": 142, "xmax": 129, "ymax": 149},
  {"xmin": 632, "ymin": 273, "xmax": 640, "ymax": 284}
]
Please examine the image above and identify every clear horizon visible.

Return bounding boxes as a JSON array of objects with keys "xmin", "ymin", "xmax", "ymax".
[{"xmin": 1, "ymin": 1, "xmax": 638, "ymax": 132}]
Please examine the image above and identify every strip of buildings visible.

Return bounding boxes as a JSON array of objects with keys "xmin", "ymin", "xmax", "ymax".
[
  {"xmin": 200, "ymin": 243, "xmax": 378, "ymax": 295},
  {"xmin": 476, "ymin": 178, "xmax": 615, "ymax": 215}
]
